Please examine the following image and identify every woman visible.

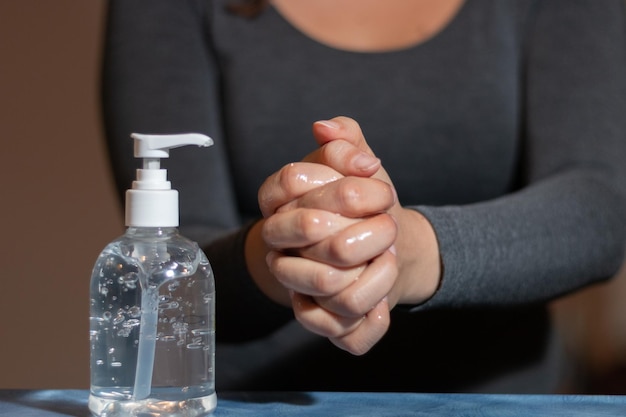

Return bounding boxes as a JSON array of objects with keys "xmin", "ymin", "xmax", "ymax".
[{"xmin": 102, "ymin": 0, "xmax": 626, "ymax": 393}]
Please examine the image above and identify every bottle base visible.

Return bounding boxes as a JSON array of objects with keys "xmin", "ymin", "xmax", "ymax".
[{"xmin": 88, "ymin": 392, "xmax": 217, "ymax": 417}]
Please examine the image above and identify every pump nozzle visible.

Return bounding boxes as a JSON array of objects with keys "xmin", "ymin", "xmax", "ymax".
[
  {"xmin": 125, "ymin": 132, "xmax": 214, "ymax": 228},
  {"xmin": 132, "ymin": 133, "xmax": 214, "ymax": 159}
]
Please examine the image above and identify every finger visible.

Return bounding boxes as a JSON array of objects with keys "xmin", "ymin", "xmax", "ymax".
[
  {"xmin": 291, "ymin": 291, "xmax": 365, "ymax": 338},
  {"xmin": 267, "ymin": 250, "xmax": 366, "ymax": 297},
  {"xmin": 258, "ymin": 162, "xmax": 342, "ymax": 217},
  {"xmin": 262, "ymin": 208, "xmax": 360, "ymax": 249},
  {"xmin": 277, "ymin": 176, "xmax": 396, "ymax": 218},
  {"xmin": 302, "ymin": 138, "xmax": 380, "ymax": 177},
  {"xmin": 312, "ymin": 116, "xmax": 374, "ymax": 155},
  {"xmin": 312, "ymin": 117, "xmax": 396, "ymax": 193},
  {"xmin": 315, "ymin": 249, "xmax": 397, "ymax": 318},
  {"xmin": 298, "ymin": 213, "xmax": 397, "ymax": 267},
  {"xmin": 329, "ymin": 298, "xmax": 391, "ymax": 356}
]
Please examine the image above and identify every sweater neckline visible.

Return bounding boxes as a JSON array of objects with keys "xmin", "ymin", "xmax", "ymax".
[{"xmin": 267, "ymin": 0, "xmax": 470, "ymax": 56}]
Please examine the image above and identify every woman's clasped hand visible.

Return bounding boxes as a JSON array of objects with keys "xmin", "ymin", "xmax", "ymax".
[{"xmin": 257, "ymin": 116, "xmax": 442, "ymax": 355}]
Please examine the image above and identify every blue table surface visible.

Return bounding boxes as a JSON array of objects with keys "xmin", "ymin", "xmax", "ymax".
[{"xmin": 1, "ymin": 390, "xmax": 625, "ymax": 417}]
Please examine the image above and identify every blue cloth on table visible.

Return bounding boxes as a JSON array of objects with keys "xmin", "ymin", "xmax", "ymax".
[{"xmin": 1, "ymin": 390, "xmax": 625, "ymax": 416}]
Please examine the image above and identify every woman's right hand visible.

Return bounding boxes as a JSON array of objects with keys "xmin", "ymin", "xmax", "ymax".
[
  {"xmin": 247, "ymin": 117, "xmax": 440, "ymax": 355},
  {"xmin": 246, "ymin": 120, "xmax": 398, "ymax": 355}
]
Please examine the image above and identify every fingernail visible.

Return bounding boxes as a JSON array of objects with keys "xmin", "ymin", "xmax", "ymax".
[
  {"xmin": 354, "ymin": 152, "xmax": 380, "ymax": 171},
  {"xmin": 315, "ymin": 119, "xmax": 341, "ymax": 129}
]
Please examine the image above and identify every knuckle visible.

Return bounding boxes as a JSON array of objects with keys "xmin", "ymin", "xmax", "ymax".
[
  {"xmin": 335, "ymin": 116, "xmax": 358, "ymax": 131},
  {"xmin": 277, "ymin": 163, "xmax": 301, "ymax": 192},
  {"xmin": 381, "ymin": 182, "xmax": 396, "ymax": 207},
  {"xmin": 379, "ymin": 213, "xmax": 399, "ymax": 238},
  {"xmin": 336, "ymin": 179, "xmax": 364, "ymax": 214},
  {"xmin": 267, "ymin": 256, "xmax": 288, "ymax": 283},
  {"xmin": 348, "ymin": 343, "xmax": 371, "ymax": 357},
  {"xmin": 326, "ymin": 237, "xmax": 357, "ymax": 266},
  {"xmin": 345, "ymin": 315, "xmax": 390, "ymax": 356},
  {"xmin": 296, "ymin": 210, "xmax": 325, "ymax": 242},
  {"xmin": 260, "ymin": 218, "xmax": 278, "ymax": 248},
  {"xmin": 310, "ymin": 269, "xmax": 334, "ymax": 295},
  {"xmin": 341, "ymin": 290, "xmax": 370, "ymax": 317},
  {"xmin": 337, "ymin": 336, "xmax": 372, "ymax": 357},
  {"xmin": 320, "ymin": 140, "xmax": 340, "ymax": 162},
  {"xmin": 324, "ymin": 324, "xmax": 347, "ymax": 339},
  {"xmin": 294, "ymin": 311, "xmax": 338, "ymax": 339},
  {"xmin": 322, "ymin": 139, "xmax": 352, "ymax": 165}
]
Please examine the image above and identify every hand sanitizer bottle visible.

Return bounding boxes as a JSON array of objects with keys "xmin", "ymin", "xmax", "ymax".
[{"xmin": 89, "ymin": 133, "xmax": 216, "ymax": 417}]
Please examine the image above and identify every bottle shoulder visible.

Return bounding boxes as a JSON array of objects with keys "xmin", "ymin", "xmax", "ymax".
[
  {"xmin": 92, "ymin": 229, "xmax": 213, "ymax": 287},
  {"xmin": 96, "ymin": 228, "xmax": 208, "ymax": 264}
]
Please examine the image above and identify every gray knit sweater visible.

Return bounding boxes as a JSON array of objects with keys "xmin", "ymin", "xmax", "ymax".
[{"xmin": 102, "ymin": 0, "xmax": 626, "ymax": 392}]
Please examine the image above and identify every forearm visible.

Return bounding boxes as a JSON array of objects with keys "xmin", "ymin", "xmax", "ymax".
[{"xmin": 413, "ymin": 171, "xmax": 626, "ymax": 310}]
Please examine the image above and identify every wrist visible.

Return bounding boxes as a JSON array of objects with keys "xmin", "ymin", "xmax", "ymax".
[{"xmin": 393, "ymin": 208, "xmax": 442, "ymax": 306}]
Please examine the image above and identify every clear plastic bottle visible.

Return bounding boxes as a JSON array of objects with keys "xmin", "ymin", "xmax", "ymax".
[{"xmin": 89, "ymin": 134, "xmax": 216, "ymax": 417}]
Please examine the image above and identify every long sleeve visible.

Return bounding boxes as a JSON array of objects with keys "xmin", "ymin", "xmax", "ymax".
[
  {"xmin": 102, "ymin": 0, "xmax": 626, "ymax": 321},
  {"xmin": 102, "ymin": 0, "xmax": 237, "ymax": 232},
  {"xmin": 99, "ymin": 0, "xmax": 626, "ymax": 392},
  {"xmin": 101, "ymin": 0, "xmax": 293, "ymax": 342},
  {"xmin": 416, "ymin": 0, "xmax": 626, "ymax": 310}
]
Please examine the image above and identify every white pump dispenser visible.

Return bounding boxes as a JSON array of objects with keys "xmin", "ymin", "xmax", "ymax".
[
  {"xmin": 89, "ymin": 132, "xmax": 217, "ymax": 417},
  {"xmin": 126, "ymin": 133, "xmax": 214, "ymax": 228}
]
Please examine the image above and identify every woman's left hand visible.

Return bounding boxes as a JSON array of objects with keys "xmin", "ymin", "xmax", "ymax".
[
  {"xmin": 259, "ymin": 154, "xmax": 397, "ymax": 354},
  {"xmin": 258, "ymin": 116, "xmax": 441, "ymax": 355}
]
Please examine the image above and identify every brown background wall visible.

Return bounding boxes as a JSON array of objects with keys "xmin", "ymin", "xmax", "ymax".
[
  {"xmin": 0, "ymin": 0, "xmax": 625, "ymax": 391},
  {"xmin": 0, "ymin": 1, "xmax": 122, "ymax": 388}
]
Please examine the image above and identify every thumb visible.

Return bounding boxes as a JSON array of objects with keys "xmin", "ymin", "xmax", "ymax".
[
  {"xmin": 312, "ymin": 116, "xmax": 375, "ymax": 155},
  {"xmin": 306, "ymin": 116, "xmax": 380, "ymax": 177},
  {"xmin": 312, "ymin": 117, "xmax": 394, "ymax": 185}
]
